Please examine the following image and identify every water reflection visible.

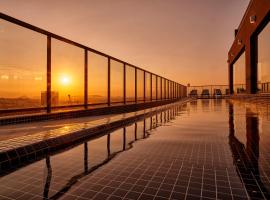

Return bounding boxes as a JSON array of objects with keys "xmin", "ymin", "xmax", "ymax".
[
  {"xmin": 43, "ymin": 156, "xmax": 52, "ymax": 200},
  {"xmin": 228, "ymin": 103, "xmax": 270, "ymax": 199},
  {"xmin": 0, "ymin": 104, "xmax": 182, "ymax": 200}
]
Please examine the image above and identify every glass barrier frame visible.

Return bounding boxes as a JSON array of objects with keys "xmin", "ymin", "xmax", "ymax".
[{"xmin": 0, "ymin": 13, "xmax": 186, "ymax": 115}]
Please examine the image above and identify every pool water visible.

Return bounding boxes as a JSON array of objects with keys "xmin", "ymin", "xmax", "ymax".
[{"xmin": 0, "ymin": 99, "xmax": 270, "ymax": 200}]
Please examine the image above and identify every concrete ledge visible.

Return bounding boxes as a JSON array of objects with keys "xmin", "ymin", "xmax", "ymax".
[{"xmin": 0, "ymin": 98, "xmax": 186, "ymax": 126}]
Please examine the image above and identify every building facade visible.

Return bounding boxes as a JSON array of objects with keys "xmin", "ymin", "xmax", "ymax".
[{"xmin": 228, "ymin": 0, "xmax": 270, "ymax": 94}]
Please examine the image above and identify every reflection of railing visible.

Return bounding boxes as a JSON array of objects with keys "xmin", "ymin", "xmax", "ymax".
[
  {"xmin": 0, "ymin": 104, "xmax": 182, "ymax": 199},
  {"xmin": 0, "ymin": 13, "xmax": 186, "ymax": 116},
  {"xmin": 258, "ymin": 82, "xmax": 270, "ymax": 93}
]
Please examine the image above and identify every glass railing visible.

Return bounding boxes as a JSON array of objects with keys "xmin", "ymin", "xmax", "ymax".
[{"xmin": 0, "ymin": 13, "xmax": 186, "ymax": 116}]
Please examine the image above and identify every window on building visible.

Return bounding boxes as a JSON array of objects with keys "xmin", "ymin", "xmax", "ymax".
[
  {"xmin": 233, "ymin": 51, "xmax": 246, "ymax": 94},
  {"xmin": 258, "ymin": 21, "xmax": 270, "ymax": 93}
]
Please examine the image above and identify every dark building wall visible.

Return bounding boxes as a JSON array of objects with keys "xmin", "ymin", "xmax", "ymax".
[{"xmin": 228, "ymin": 0, "xmax": 270, "ymax": 94}]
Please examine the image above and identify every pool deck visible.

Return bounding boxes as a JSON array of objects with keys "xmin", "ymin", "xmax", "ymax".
[{"xmin": 0, "ymin": 99, "xmax": 270, "ymax": 200}]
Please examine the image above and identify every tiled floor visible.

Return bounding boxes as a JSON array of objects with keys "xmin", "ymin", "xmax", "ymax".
[{"xmin": 0, "ymin": 99, "xmax": 270, "ymax": 199}]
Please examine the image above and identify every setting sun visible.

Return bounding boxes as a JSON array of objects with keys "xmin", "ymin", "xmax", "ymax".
[{"xmin": 60, "ymin": 75, "xmax": 71, "ymax": 86}]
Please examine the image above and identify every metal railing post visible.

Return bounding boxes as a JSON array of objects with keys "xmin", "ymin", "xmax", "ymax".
[
  {"xmin": 150, "ymin": 73, "xmax": 152, "ymax": 101},
  {"xmin": 143, "ymin": 71, "xmax": 146, "ymax": 102},
  {"xmin": 47, "ymin": 36, "xmax": 51, "ymax": 113},
  {"xmin": 161, "ymin": 77, "xmax": 163, "ymax": 100},
  {"xmin": 135, "ymin": 68, "xmax": 137, "ymax": 103},
  {"xmin": 123, "ymin": 63, "xmax": 126, "ymax": 104},
  {"xmin": 108, "ymin": 57, "xmax": 111, "ymax": 106},
  {"xmin": 156, "ymin": 76, "xmax": 158, "ymax": 101},
  {"xmin": 84, "ymin": 49, "xmax": 88, "ymax": 109},
  {"xmin": 173, "ymin": 82, "xmax": 175, "ymax": 99},
  {"xmin": 165, "ymin": 79, "xmax": 167, "ymax": 99},
  {"xmin": 164, "ymin": 79, "xmax": 166, "ymax": 100}
]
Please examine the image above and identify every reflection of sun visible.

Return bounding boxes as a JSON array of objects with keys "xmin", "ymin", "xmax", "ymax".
[{"xmin": 60, "ymin": 75, "xmax": 71, "ymax": 86}]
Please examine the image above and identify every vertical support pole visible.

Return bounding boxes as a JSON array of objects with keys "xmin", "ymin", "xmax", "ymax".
[
  {"xmin": 123, "ymin": 63, "xmax": 126, "ymax": 104},
  {"xmin": 123, "ymin": 127, "xmax": 126, "ymax": 150},
  {"xmin": 150, "ymin": 116, "xmax": 152, "ymax": 130},
  {"xmin": 143, "ymin": 119, "xmax": 146, "ymax": 138},
  {"xmin": 107, "ymin": 134, "xmax": 111, "ymax": 157},
  {"xmin": 47, "ymin": 36, "xmax": 51, "ymax": 113},
  {"xmin": 178, "ymin": 84, "xmax": 180, "ymax": 98},
  {"xmin": 168, "ymin": 81, "xmax": 170, "ymax": 100},
  {"xmin": 161, "ymin": 77, "xmax": 163, "ymax": 100},
  {"xmin": 143, "ymin": 71, "xmax": 146, "ymax": 102},
  {"xmin": 251, "ymin": 36, "xmax": 258, "ymax": 94},
  {"xmin": 229, "ymin": 64, "xmax": 234, "ymax": 94},
  {"xmin": 171, "ymin": 81, "xmax": 173, "ymax": 99},
  {"xmin": 172, "ymin": 82, "xmax": 173, "ymax": 99},
  {"xmin": 84, "ymin": 142, "xmax": 88, "ymax": 173},
  {"xmin": 156, "ymin": 76, "xmax": 158, "ymax": 101},
  {"xmin": 175, "ymin": 83, "xmax": 177, "ymax": 99},
  {"xmin": 164, "ymin": 78, "xmax": 166, "ymax": 100},
  {"xmin": 135, "ymin": 68, "xmax": 137, "ymax": 103},
  {"xmin": 150, "ymin": 73, "xmax": 152, "ymax": 101},
  {"xmin": 172, "ymin": 82, "xmax": 175, "ymax": 99},
  {"xmin": 168, "ymin": 80, "xmax": 169, "ymax": 99},
  {"xmin": 84, "ymin": 49, "xmax": 88, "ymax": 109},
  {"xmin": 164, "ymin": 79, "xmax": 166, "ymax": 100},
  {"xmin": 135, "ymin": 123, "xmax": 137, "ymax": 140},
  {"xmin": 108, "ymin": 57, "xmax": 111, "ymax": 106},
  {"xmin": 167, "ymin": 80, "xmax": 169, "ymax": 99},
  {"xmin": 176, "ymin": 84, "xmax": 178, "ymax": 99},
  {"xmin": 173, "ymin": 82, "xmax": 174, "ymax": 99},
  {"xmin": 165, "ymin": 80, "xmax": 167, "ymax": 99}
]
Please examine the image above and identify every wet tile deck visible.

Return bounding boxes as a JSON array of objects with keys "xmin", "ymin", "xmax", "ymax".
[{"xmin": 0, "ymin": 99, "xmax": 270, "ymax": 199}]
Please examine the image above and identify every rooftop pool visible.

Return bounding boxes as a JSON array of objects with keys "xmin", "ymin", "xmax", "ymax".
[{"xmin": 0, "ymin": 99, "xmax": 270, "ymax": 200}]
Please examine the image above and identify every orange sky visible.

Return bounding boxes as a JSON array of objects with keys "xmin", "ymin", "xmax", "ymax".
[{"xmin": 0, "ymin": 0, "xmax": 249, "ymax": 86}]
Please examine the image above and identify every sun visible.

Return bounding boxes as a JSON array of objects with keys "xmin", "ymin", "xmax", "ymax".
[{"xmin": 60, "ymin": 75, "xmax": 71, "ymax": 86}]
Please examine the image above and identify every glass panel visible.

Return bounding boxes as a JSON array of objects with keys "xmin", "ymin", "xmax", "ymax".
[
  {"xmin": 233, "ymin": 51, "xmax": 246, "ymax": 94},
  {"xmin": 170, "ymin": 82, "xmax": 172, "ymax": 98},
  {"xmin": 174, "ymin": 83, "xmax": 176, "ymax": 98},
  {"xmin": 162, "ymin": 78, "xmax": 166, "ymax": 99},
  {"xmin": 125, "ymin": 125, "xmax": 135, "ymax": 148},
  {"xmin": 126, "ymin": 65, "xmax": 135, "ymax": 102},
  {"xmin": 258, "ymin": 21, "xmax": 270, "ymax": 93},
  {"xmin": 157, "ymin": 77, "xmax": 161, "ymax": 100},
  {"xmin": 88, "ymin": 52, "xmax": 107, "ymax": 104},
  {"xmin": 172, "ymin": 83, "xmax": 174, "ymax": 98},
  {"xmin": 152, "ymin": 75, "xmax": 156, "ymax": 100},
  {"xmin": 110, "ymin": 129, "xmax": 124, "ymax": 154},
  {"xmin": 175, "ymin": 84, "xmax": 178, "ymax": 98},
  {"xmin": 0, "ymin": 19, "xmax": 46, "ymax": 110},
  {"xmin": 136, "ymin": 121, "xmax": 145, "ymax": 139},
  {"xmin": 51, "ymin": 39, "xmax": 84, "ymax": 107},
  {"xmin": 175, "ymin": 84, "xmax": 180, "ymax": 98},
  {"xmin": 111, "ymin": 60, "xmax": 123, "ymax": 103},
  {"xmin": 137, "ymin": 69, "xmax": 144, "ymax": 101},
  {"xmin": 168, "ymin": 80, "xmax": 170, "ymax": 99},
  {"xmin": 145, "ymin": 72, "xmax": 151, "ymax": 101}
]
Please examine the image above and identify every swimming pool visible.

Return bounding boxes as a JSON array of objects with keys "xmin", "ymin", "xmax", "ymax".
[{"xmin": 0, "ymin": 99, "xmax": 269, "ymax": 200}]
